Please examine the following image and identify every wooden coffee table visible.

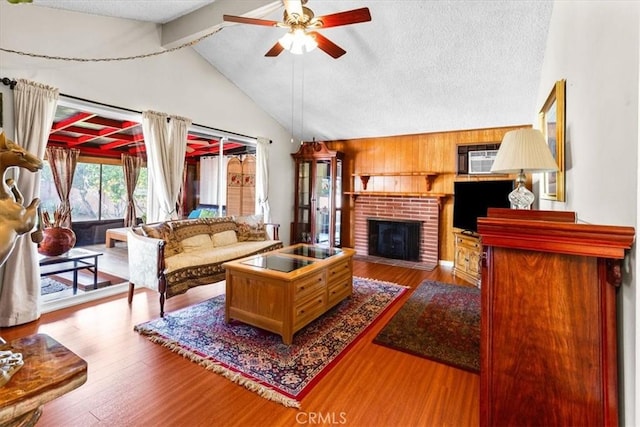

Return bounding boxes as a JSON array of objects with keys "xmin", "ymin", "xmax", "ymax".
[{"xmin": 223, "ymin": 244, "xmax": 356, "ymax": 344}]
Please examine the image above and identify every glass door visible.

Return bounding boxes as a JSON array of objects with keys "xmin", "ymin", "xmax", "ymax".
[
  {"xmin": 314, "ymin": 160, "xmax": 332, "ymax": 246},
  {"xmin": 295, "ymin": 160, "xmax": 312, "ymax": 243},
  {"xmin": 334, "ymin": 158, "xmax": 342, "ymax": 247}
]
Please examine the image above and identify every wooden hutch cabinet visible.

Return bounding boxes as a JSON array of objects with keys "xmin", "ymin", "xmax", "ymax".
[
  {"xmin": 291, "ymin": 142, "xmax": 344, "ymax": 247},
  {"xmin": 477, "ymin": 208, "xmax": 635, "ymax": 427}
]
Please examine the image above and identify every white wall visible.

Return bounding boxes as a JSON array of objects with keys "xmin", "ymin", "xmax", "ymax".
[
  {"xmin": 0, "ymin": 2, "xmax": 295, "ymax": 244},
  {"xmin": 537, "ymin": 2, "xmax": 639, "ymax": 425}
]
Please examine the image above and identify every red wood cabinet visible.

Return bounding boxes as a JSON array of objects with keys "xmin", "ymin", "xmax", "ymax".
[{"xmin": 477, "ymin": 209, "xmax": 634, "ymax": 427}]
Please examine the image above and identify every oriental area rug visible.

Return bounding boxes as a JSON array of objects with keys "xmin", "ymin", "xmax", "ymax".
[
  {"xmin": 374, "ymin": 280, "xmax": 480, "ymax": 373},
  {"xmin": 134, "ymin": 277, "xmax": 407, "ymax": 408}
]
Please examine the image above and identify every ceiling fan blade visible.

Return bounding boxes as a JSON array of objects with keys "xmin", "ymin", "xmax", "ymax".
[
  {"xmin": 223, "ymin": 14, "xmax": 279, "ymax": 27},
  {"xmin": 265, "ymin": 42, "xmax": 285, "ymax": 57},
  {"xmin": 309, "ymin": 32, "xmax": 346, "ymax": 59},
  {"xmin": 315, "ymin": 7, "xmax": 371, "ymax": 29}
]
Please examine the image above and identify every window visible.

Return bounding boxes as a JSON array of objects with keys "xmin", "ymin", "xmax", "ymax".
[
  {"xmin": 40, "ymin": 160, "xmax": 148, "ymax": 222},
  {"xmin": 42, "ymin": 95, "xmax": 256, "ymax": 224}
]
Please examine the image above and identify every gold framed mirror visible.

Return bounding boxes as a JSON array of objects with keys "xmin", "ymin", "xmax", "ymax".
[{"xmin": 539, "ymin": 79, "xmax": 566, "ymax": 202}]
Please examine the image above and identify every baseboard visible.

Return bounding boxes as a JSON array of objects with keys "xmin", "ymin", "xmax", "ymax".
[{"xmin": 41, "ymin": 282, "xmax": 129, "ymax": 314}]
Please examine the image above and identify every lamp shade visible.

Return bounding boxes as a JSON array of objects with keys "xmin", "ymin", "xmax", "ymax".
[{"xmin": 490, "ymin": 129, "xmax": 559, "ymax": 173}]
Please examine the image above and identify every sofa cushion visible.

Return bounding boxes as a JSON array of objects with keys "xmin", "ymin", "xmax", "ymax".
[
  {"xmin": 212, "ymin": 230, "xmax": 238, "ymax": 247},
  {"xmin": 235, "ymin": 214, "xmax": 267, "ymax": 242},
  {"xmin": 181, "ymin": 233, "xmax": 213, "ymax": 252}
]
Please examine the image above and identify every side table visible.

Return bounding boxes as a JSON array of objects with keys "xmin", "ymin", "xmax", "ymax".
[
  {"xmin": 39, "ymin": 248, "xmax": 103, "ymax": 294},
  {"xmin": 0, "ymin": 334, "xmax": 87, "ymax": 426}
]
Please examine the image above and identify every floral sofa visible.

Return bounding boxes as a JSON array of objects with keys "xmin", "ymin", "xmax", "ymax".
[{"xmin": 127, "ymin": 215, "xmax": 282, "ymax": 316}]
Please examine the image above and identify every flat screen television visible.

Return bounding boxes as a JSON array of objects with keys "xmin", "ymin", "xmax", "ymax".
[{"xmin": 453, "ymin": 180, "xmax": 514, "ymax": 233}]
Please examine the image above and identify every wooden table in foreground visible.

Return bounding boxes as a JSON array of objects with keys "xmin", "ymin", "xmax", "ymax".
[
  {"xmin": 224, "ymin": 244, "xmax": 356, "ymax": 345},
  {"xmin": 0, "ymin": 334, "xmax": 87, "ymax": 426}
]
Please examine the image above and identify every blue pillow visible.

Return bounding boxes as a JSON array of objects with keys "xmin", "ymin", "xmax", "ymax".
[{"xmin": 188, "ymin": 209, "xmax": 201, "ymax": 219}]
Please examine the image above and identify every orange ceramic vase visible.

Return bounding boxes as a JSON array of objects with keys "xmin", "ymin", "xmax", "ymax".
[{"xmin": 38, "ymin": 227, "xmax": 76, "ymax": 257}]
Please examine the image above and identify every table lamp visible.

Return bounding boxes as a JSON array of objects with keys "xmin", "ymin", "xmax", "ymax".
[{"xmin": 490, "ymin": 128, "xmax": 559, "ymax": 209}]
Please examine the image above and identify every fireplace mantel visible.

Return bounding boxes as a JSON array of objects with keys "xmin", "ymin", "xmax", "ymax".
[{"xmin": 345, "ymin": 170, "xmax": 450, "ymax": 208}]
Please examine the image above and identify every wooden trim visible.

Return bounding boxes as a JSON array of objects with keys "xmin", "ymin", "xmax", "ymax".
[
  {"xmin": 486, "ymin": 207, "xmax": 576, "ymax": 223},
  {"xmin": 478, "ymin": 214, "xmax": 634, "ymax": 259}
]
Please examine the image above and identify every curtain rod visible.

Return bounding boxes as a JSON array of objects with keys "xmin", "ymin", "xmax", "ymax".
[
  {"xmin": 1, "ymin": 78, "xmax": 17, "ymax": 89},
  {"xmin": 0, "ymin": 79, "xmax": 271, "ymax": 145},
  {"xmin": 59, "ymin": 93, "xmax": 258, "ymax": 145}
]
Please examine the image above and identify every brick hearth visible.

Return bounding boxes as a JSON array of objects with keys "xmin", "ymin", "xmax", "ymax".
[{"xmin": 353, "ymin": 195, "xmax": 439, "ymax": 267}]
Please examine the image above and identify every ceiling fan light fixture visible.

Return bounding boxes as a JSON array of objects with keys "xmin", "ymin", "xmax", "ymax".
[
  {"xmin": 278, "ymin": 32, "xmax": 295, "ymax": 50},
  {"xmin": 303, "ymin": 33, "xmax": 318, "ymax": 52},
  {"xmin": 279, "ymin": 29, "xmax": 317, "ymax": 55},
  {"xmin": 224, "ymin": 2, "xmax": 371, "ymax": 58}
]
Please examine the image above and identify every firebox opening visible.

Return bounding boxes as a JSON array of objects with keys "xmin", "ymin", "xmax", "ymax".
[{"xmin": 367, "ymin": 218, "xmax": 421, "ymax": 261}]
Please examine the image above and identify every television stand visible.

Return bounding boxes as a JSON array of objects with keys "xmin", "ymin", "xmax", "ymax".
[{"xmin": 453, "ymin": 231, "xmax": 481, "ymax": 287}]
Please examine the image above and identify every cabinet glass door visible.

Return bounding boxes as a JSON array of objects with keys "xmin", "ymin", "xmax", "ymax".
[
  {"xmin": 334, "ymin": 158, "xmax": 342, "ymax": 247},
  {"xmin": 314, "ymin": 160, "xmax": 332, "ymax": 246},
  {"xmin": 296, "ymin": 160, "xmax": 312, "ymax": 243},
  {"xmin": 291, "ymin": 142, "xmax": 344, "ymax": 247}
]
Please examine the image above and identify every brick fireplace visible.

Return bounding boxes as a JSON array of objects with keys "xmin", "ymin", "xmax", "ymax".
[{"xmin": 353, "ymin": 195, "xmax": 439, "ymax": 267}]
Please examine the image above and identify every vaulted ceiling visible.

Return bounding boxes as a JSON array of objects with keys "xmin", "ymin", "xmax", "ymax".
[{"xmin": 24, "ymin": 0, "xmax": 554, "ymax": 153}]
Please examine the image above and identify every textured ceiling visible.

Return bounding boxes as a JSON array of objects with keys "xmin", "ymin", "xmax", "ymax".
[{"xmin": 27, "ymin": 0, "xmax": 554, "ymax": 142}]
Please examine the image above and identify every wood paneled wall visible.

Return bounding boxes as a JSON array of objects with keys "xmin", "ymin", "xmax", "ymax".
[{"xmin": 327, "ymin": 125, "xmax": 528, "ymax": 262}]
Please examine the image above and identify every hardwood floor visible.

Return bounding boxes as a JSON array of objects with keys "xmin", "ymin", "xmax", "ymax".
[{"xmin": 1, "ymin": 260, "xmax": 479, "ymax": 427}]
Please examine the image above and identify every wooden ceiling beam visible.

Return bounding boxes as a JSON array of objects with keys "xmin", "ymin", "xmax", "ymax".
[
  {"xmin": 85, "ymin": 117, "xmax": 139, "ymax": 130},
  {"xmin": 128, "ymin": 145, "xmax": 146, "ymax": 155},
  {"xmin": 63, "ymin": 125, "xmax": 118, "ymax": 137},
  {"xmin": 51, "ymin": 112, "xmax": 96, "ymax": 132},
  {"xmin": 100, "ymin": 140, "xmax": 138, "ymax": 151},
  {"xmin": 48, "ymin": 134, "xmax": 94, "ymax": 145}
]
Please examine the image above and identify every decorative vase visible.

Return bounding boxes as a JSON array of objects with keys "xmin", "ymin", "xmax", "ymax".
[{"xmin": 38, "ymin": 227, "xmax": 76, "ymax": 257}]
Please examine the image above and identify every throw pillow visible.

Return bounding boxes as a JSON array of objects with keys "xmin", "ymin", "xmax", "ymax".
[
  {"xmin": 212, "ymin": 230, "xmax": 238, "ymax": 247},
  {"xmin": 181, "ymin": 233, "xmax": 213, "ymax": 252},
  {"xmin": 140, "ymin": 222, "xmax": 182, "ymax": 257},
  {"xmin": 235, "ymin": 214, "xmax": 266, "ymax": 242},
  {"xmin": 199, "ymin": 209, "xmax": 216, "ymax": 218}
]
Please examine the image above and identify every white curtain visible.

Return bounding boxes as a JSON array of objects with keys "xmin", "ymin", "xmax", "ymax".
[
  {"xmin": 0, "ymin": 79, "xmax": 58, "ymax": 327},
  {"xmin": 199, "ymin": 155, "xmax": 229, "ymax": 207},
  {"xmin": 256, "ymin": 137, "xmax": 271, "ymax": 222},
  {"xmin": 142, "ymin": 111, "xmax": 191, "ymax": 223}
]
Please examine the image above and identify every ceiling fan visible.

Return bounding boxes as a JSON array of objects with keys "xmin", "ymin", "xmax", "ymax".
[{"xmin": 223, "ymin": 0, "xmax": 371, "ymax": 59}]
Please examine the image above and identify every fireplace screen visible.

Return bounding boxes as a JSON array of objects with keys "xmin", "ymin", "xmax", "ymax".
[{"xmin": 367, "ymin": 218, "xmax": 421, "ymax": 261}]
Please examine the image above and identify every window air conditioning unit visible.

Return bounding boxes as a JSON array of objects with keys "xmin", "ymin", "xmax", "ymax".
[{"xmin": 468, "ymin": 150, "xmax": 499, "ymax": 174}]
